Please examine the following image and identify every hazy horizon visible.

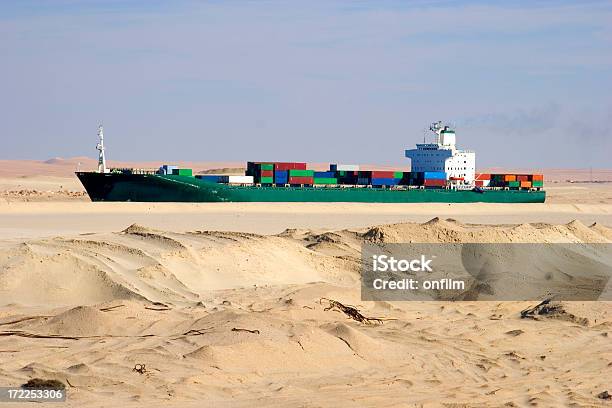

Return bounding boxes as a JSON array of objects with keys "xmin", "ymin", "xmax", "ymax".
[{"xmin": 2, "ymin": 1, "xmax": 611, "ymax": 167}]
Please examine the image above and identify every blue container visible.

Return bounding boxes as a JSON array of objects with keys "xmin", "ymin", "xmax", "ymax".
[
  {"xmin": 274, "ymin": 170, "xmax": 288, "ymax": 183},
  {"xmin": 195, "ymin": 175, "xmax": 222, "ymax": 183},
  {"xmin": 423, "ymin": 171, "xmax": 446, "ymax": 180},
  {"xmin": 314, "ymin": 171, "xmax": 336, "ymax": 178},
  {"xmin": 372, "ymin": 178, "xmax": 400, "ymax": 186},
  {"xmin": 357, "ymin": 177, "xmax": 371, "ymax": 185}
]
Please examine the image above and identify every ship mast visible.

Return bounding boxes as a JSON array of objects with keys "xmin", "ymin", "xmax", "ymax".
[
  {"xmin": 429, "ymin": 121, "xmax": 443, "ymax": 144},
  {"xmin": 96, "ymin": 125, "xmax": 108, "ymax": 173}
]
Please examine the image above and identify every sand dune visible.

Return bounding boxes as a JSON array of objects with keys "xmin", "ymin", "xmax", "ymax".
[
  {"xmin": 1, "ymin": 219, "xmax": 611, "ymax": 407},
  {"xmin": 2, "ymin": 219, "xmax": 611, "ymax": 306}
]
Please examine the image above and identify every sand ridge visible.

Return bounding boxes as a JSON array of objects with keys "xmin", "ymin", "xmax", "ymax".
[
  {"xmin": 2, "ymin": 219, "xmax": 611, "ymax": 306},
  {"xmin": 0, "ymin": 219, "xmax": 611, "ymax": 406}
]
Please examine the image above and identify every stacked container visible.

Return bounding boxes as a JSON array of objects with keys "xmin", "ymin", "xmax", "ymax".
[
  {"xmin": 247, "ymin": 162, "xmax": 309, "ymax": 184},
  {"xmin": 288, "ymin": 169, "xmax": 314, "ymax": 185},
  {"xmin": 490, "ymin": 173, "xmax": 543, "ymax": 189},
  {"xmin": 196, "ymin": 175, "xmax": 223, "ymax": 182},
  {"xmin": 370, "ymin": 171, "xmax": 398, "ymax": 186},
  {"xmin": 274, "ymin": 162, "xmax": 307, "ymax": 171},
  {"xmin": 516, "ymin": 175, "xmax": 530, "ymax": 188},
  {"xmin": 336, "ymin": 170, "xmax": 359, "ymax": 184},
  {"xmin": 274, "ymin": 170, "xmax": 288, "ymax": 185},
  {"xmin": 423, "ymin": 171, "xmax": 447, "ymax": 188},
  {"xmin": 490, "ymin": 174, "xmax": 507, "ymax": 187},
  {"xmin": 259, "ymin": 164, "xmax": 274, "ymax": 184},
  {"xmin": 357, "ymin": 171, "xmax": 373, "ymax": 185},
  {"xmin": 474, "ymin": 173, "xmax": 491, "ymax": 187},
  {"xmin": 531, "ymin": 174, "xmax": 544, "ymax": 188},
  {"xmin": 398, "ymin": 172, "xmax": 412, "ymax": 185},
  {"xmin": 330, "ymin": 164, "xmax": 359, "ymax": 172},
  {"xmin": 246, "ymin": 162, "xmax": 274, "ymax": 183},
  {"xmin": 219, "ymin": 175, "xmax": 254, "ymax": 184},
  {"xmin": 313, "ymin": 171, "xmax": 337, "ymax": 185},
  {"xmin": 172, "ymin": 168, "xmax": 193, "ymax": 176}
]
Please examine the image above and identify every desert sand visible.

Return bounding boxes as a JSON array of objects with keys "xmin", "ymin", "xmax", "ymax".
[{"xmin": 0, "ymin": 163, "xmax": 611, "ymax": 407}]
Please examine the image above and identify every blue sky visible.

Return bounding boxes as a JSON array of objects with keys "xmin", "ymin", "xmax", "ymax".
[{"xmin": 1, "ymin": 0, "xmax": 611, "ymax": 167}]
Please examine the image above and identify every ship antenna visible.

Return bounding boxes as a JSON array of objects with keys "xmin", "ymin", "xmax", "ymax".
[
  {"xmin": 96, "ymin": 124, "xmax": 107, "ymax": 173},
  {"xmin": 429, "ymin": 121, "xmax": 443, "ymax": 144}
]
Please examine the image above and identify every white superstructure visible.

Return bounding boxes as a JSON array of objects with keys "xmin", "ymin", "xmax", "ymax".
[{"xmin": 405, "ymin": 121, "xmax": 475, "ymax": 184}]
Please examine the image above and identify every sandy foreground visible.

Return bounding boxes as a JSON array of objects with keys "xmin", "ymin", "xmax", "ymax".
[{"xmin": 0, "ymin": 172, "xmax": 611, "ymax": 407}]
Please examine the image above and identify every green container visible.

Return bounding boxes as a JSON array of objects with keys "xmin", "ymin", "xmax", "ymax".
[
  {"xmin": 338, "ymin": 171, "xmax": 346, "ymax": 177},
  {"xmin": 393, "ymin": 171, "xmax": 403, "ymax": 179},
  {"xmin": 259, "ymin": 177, "xmax": 273, "ymax": 184},
  {"xmin": 288, "ymin": 169, "xmax": 315, "ymax": 177},
  {"xmin": 532, "ymin": 180, "xmax": 543, "ymax": 187},
  {"xmin": 509, "ymin": 181, "xmax": 520, "ymax": 188},
  {"xmin": 259, "ymin": 164, "xmax": 273, "ymax": 170},
  {"xmin": 314, "ymin": 178, "xmax": 338, "ymax": 184},
  {"xmin": 172, "ymin": 168, "xmax": 193, "ymax": 176}
]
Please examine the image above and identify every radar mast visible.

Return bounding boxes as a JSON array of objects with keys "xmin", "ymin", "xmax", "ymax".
[
  {"xmin": 429, "ymin": 121, "xmax": 443, "ymax": 144},
  {"xmin": 96, "ymin": 125, "xmax": 108, "ymax": 173}
]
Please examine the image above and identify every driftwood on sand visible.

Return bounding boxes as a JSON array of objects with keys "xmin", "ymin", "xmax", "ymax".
[{"xmin": 319, "ymin": 298, "xmax": 384, "ymax": 325}]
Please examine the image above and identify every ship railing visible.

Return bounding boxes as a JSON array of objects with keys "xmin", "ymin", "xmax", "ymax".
[{"xmin": 109, "ymin": 168, "xmax": 159, "ymax": 175}]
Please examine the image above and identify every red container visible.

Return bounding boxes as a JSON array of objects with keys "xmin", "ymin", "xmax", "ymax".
[
  {"xmin": 274, "ymin": 162, "xmax": 307, "ymax": 171},
  {"xmin": 288, "ymin": 176, "xmax": 313, "ymax": 184},
  {"xmin": 371, "ymin": 171, "xmax": 396, "ymax": 178},
  {"xmin": 475, "ymin": 180, "xmax": 484, "ymax": 187},
  {"xmin": 475, "ymin": 173, "xmax": 491, "ymax": 180},
  {"xmin": 516, "ymin": 175, "xmax": 529, "ymax": 182},
  {"xmin": 260, "ymin": 170, "xmax": 273, "ymax": 177},
  {"xmin": 424, "ymin": 179, "xmax": 446, "ymax": 187}
]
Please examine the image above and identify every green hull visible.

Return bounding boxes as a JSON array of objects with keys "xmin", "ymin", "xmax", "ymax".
[{"xmin": 76, "ymin": 172, "xmax": 546, "ymax": 203}]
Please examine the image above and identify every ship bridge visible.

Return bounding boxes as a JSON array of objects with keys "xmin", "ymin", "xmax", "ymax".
[{"xmin": 405, "ymin": 122, "xmax": 476, "ymax": 183}]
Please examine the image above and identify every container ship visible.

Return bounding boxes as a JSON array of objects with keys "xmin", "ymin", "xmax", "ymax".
[{"xmin": 76, "ymin": 122, "xmax": 545, "ymax": 203}]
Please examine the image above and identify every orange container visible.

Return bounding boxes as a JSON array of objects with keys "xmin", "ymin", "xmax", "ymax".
[
  {"xmin": 517, "ymin": 175, "xmax": 529, "ymax": 181},
  {"xmin": 532, "ymin": 174, "xmax": 544, "ymax": 181},
  {"xmin": 520, "ymin": 181, "xmax": 531, "ymax": 188},
  {"xmin": 504, "ymin": 174, "xmax": 516, "ymax": 182}
]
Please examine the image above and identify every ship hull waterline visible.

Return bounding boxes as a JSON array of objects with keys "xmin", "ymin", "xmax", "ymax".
[{"xmin": 76, "ymin": 172, "xmax": 546, "ymax": 203}]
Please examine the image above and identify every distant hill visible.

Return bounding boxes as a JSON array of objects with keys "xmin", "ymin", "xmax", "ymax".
[
  {"xmin": 0, "ymin": 158, "xmax": 245, "ymax": 178},
  {"xmin": 0, "ymin": 158, "xmax": 610, "ymax": 182}
]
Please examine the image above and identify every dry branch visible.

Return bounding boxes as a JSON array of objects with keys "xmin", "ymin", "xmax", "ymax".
[
  {"xmin": 319, "ymin": 298, "xmax": 384, "ymax": 325},
  {"xmin": 231, "ymin": 327, "xmax": 260, "ymax": 334}
]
